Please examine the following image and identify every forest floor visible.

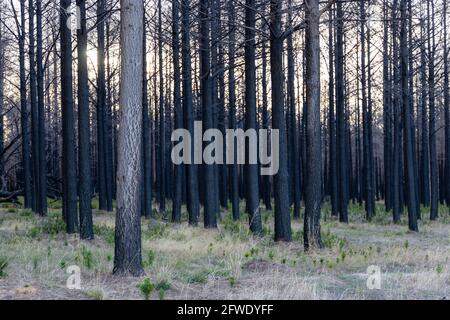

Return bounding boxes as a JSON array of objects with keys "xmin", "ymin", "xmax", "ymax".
[{"xmin": 0, "ymin": 199, "xmax": 448, "ymax": 300}]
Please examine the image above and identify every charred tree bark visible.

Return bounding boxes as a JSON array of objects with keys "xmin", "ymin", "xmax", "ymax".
[
  {"xmin": 304, "ymin": 0, "xmax": 323, "ymax": 250},
  {"xmin": 77, "ymin": 0, "xmax": 94, "ymax": 239},
  {"xmin": 227, "ymin": 0, "xmax": 240, "ymax": 220},
  {"xmin": 400, "ymin": 0, "xmax": 419, "ymax": 231},
  {"xmin": 270, "ymin": 0, "xmax": 292, "ymax": 241},
  {"xmin": 60, "ymin": 0, "xmax": 78, "ymax": 233},
  {"xmin": 244, "ymin": 0, "xmax": 262, "ymax": 234},
  {"xmin": 172, "ymin": 0, "xmax": 183, "ymax": 223},
  {"xmin": 181, "ymin": 0, "xmax": 200, "ymax": 225}
]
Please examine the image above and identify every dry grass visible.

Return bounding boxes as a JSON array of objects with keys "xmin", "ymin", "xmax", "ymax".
[{"xmin": 0, "ymin": 201, "xmax": 448, "ymax": 300}]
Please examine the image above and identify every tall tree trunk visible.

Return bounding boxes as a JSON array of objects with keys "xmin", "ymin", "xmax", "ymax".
[
  {"xmin": 335, "ymin": 0, "xmax": 348, "ymax": 223},
  {"xmin": 227, "ymin": 0, "xmax": 239, "ymax": 220},
  {"xmin": 158, "ymin": 0, "xmax": 166, "ymax": 213},
  {"xmin": 400, "ymin": 0, "xmax": 418, "ymax": 231},
  {"xmin": 383, "ymin": 0, "xmax": 392, "ymax": 212},
  {"xmin": 36, "ymin": 0, "xmax": 47, "ymax": 215},
  {"xmin": 19, "ymin": 0, "xmax": 32, "ymax": 208},
  {"xmin": 304, "ymin": 0, "xmax": 323, "ymax": 250},
  {"xmin": 77, "ymin": 0, "xmax": 94, "ymax": 239},
  {"xmin": 428, "ymin": 0, "xmax": 438, "ymax": 220},
  {"xmin": 286, "ymin": 0, "xmax": 300, "ymax": 219},
  {"xmin": 29, "ymin": 0, "xmax": 38, "ymax": 213},
  {"xmin": 113, "ymin": 0, "xmax": 144, "ymax": 277},
  {"xmin": 200, "ymin": 0, "xmax": 217, "ymax": 228},
  {"xmin": 419, "ymin": 17, "xmax": 430, "ymax": 208},
  {"xmin": 360, "ymin": 0, "xmax": 374, "ymax": 220},
  {"xmin": 392, "ymin": 0, "xmax": 402, "ymax": 222},
  {"xmin": 60, "ymin": 0, "xmax": 78, "ymax": 233},
  {"xmin": 328, "ymin": 5, "xmax": 338, "ymax": 216},
  {"xmin": 444, "ymin": 0, "xmax": 450, "ymax": 210},
  {"xmin": 97, "ymin": 0, "xmax": 107, "ymax": 211},
  {"xmin": 142, "ymin": 13, "xmax": 152, "ymax": 218},
  {"xmin": 244, "ymin": 0, "xmax": 262, "ymax": 234},
  {"xmin": 172, "ymin": 0, "xmax": 183, "ymax": 223},
  {"xmin": 270, "ymin": 0, "xmax": 291, "ymax": 241},
  {"xmin": 181, "ymin": 0, "xmax": 200, "ymax": 225}
]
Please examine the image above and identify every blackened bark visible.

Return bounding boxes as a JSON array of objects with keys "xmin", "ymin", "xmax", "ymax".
[
  {"xmin": 19, "ymin": 0, "xmax": 32, "ymax": 208},
  {"xmin": 328, "ymin": 5, "xmax": 338, "ymax": 217},
  {"xmin": 428, "ymin": 0, "xmax": 438, "ymax": 220},
  {"xmin": 181, "ymin": 0, "xmax": 200, "ymax": 225},
  {"xmin": 244, "ymin": 0, "xmax": 262, "ymax": 234},
  {"xmin": 172, "ymin": 0, "xmax": 182, "ymax": 223},
  {"xmin": 444, "ymin": 0, "xmax": 450, "ymax": 210},
  {"xmin": 200, "ymin": 0, "xmax": 217, "ymax": 228},
  {"xmin": 36, "ymin": 0, "xmax": 47, "ymax": 216},
  {"xmin": 77, "ymin": 0, "xmax": 94, "ymax": 239},
  {"xmin": 60, "ymin": 0, "xmax": 78, "ymax": 233},
  {"xmin": 270, "ymin": 0, "xmax": 291, "ymax": 241},
  {"xmin": 158, "ymin": 0, "xmax": 166, "ymax": 214},
  {"xmin": 335, "ymin": 0, "xmax": 348, "ymax": 223},
  {"xmin": 142, "ymin": 14, "xmax": 152, "ymax": 218},
  {"xmin": 304, "ymin": 0, "xmax": 323, "ymax": 250},
  {"xmin": 228, "ymin": 0, "xmax": 240, "ymax": 220},
  {"xmin": 400, "ymin": 0, "xmax": 419, "ymax": 231},
  {"xmin": 286, "ymin": 0, "xmax": 300, "ymax": 220}
]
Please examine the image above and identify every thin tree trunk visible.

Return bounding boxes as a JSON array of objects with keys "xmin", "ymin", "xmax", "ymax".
[
  {"xmin": 304, "ymin": 0, "xmax": 323, "ymax": 250},
  {"xmin": 228, "ymin": 0, "xmax": 240, "ymax": 220},
  {"xmin": 428, "ymin": 0, "xmax": 438, "ymax": 220},
  {"xmin": 400, "ymin": 0, "xmax": 418, "ymax": 231},
  {"xmin": 142, "ymin": 13, "xmax": 152, "ymax": 218},
  {"xmin": 172, "ymin": 0, "xmax": 182, "ymax": 223},
  {"xmin": 181, "ymin": 0, "xmax": 200, "ymax": 225},
  {"xmin": 270, "ymin": 0, "xmax": 291, "ymax": 241},
  {"xmin": 244, "ymin": 0, "xmax": 262, "ymax": 234},
  {"xmin": 335, "ymin": 0, "xmax": 348, "ymax": 223},
  {"xmin": 18, "ymin": 0, "xmax": 32, "ymax": 208},
  {"xmin": 200, "ymin": 0, "xmax": 217, "ymax": 228},
  {"xmin": 36, "ymin": 0, "xmax": 47, "ymax": 216},
  {"xmin": 60, "ymin": 0, "xmax": 78, "ymax": 233},
  {"xmin": 77, "ymin": 0, "xmax": 94, "ymax": 239}
]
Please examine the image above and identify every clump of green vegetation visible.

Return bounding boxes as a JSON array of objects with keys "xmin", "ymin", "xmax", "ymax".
[
  {"xmin": 244, "ymin": 247, "xmax": 259, "ymax": 259},
  {"xmin": 86, "ymin": 288, "xmax": 106, "ymax": 300},
  {"xmin": 292, "ymin": 230, "xmax": 304, "ymax": 241},
  {"xmin": 41, "ymin": 211, "xmax": 65, "ymax": 235},
  {"xmin": 93, "ymin": 224, "xmax": 115, "ymax": 245},
  {"xmin": 436, "ymin": 264, "xmax": 443, "ymax": 274},
  {"xmin": 76, "ymin": 245, "xmax": 94, "ymax": 269},
  {"xmin": 0, "ymin": 256, "xmax": 8, "ymax": 278},
  {"xmin": 137, "ymin": 278, "xmax": 155, "ymax": 300},
  {"xmin": 143, "ymin": 222, "xmax": 168, "ymax": 240},
  {"xmin": 404, "ymin": 240, "xmax": 409, "ymax": 249},
  {"xmin": 185, "ymin": 270, "xmax": 209, "ymax": 284},
  {"xmin": 143, "ymin": 250, "xmax": 155, "ymax": 268},
  {"xmin": 32, "ymin": 256, "xmax": 40, "ymax": 271},
  {"xmin": 7, "ymin": 207, "xmax": 17, "ymax": 213},
  {"xmin": 28, "ymin": 226, "xmax": 42, "ymax": 239},
  {"xmin": 156, "ymin": 279, "xmax": 171, "ymax": 300},
  {"xmin": 322, "ymin": 228, "xmax": 342, "ymax": 248},
  {"xmin": 228, "ymin": 276, "xmax": 236, "ymax": 287},
  {"xmin": 91, "ymin": 198, "xmax": 99, "ymax": 210},
  {"xmin": 59, "ymin": 259, "xmax": 67, "ymax": 269},
  {"xmin": 19, "ymin": 209, "xmax": 33, "ymax": 217},
  {"xmin": 48, "ymin": 199, "xmax": 63, "ymax": 209}
]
